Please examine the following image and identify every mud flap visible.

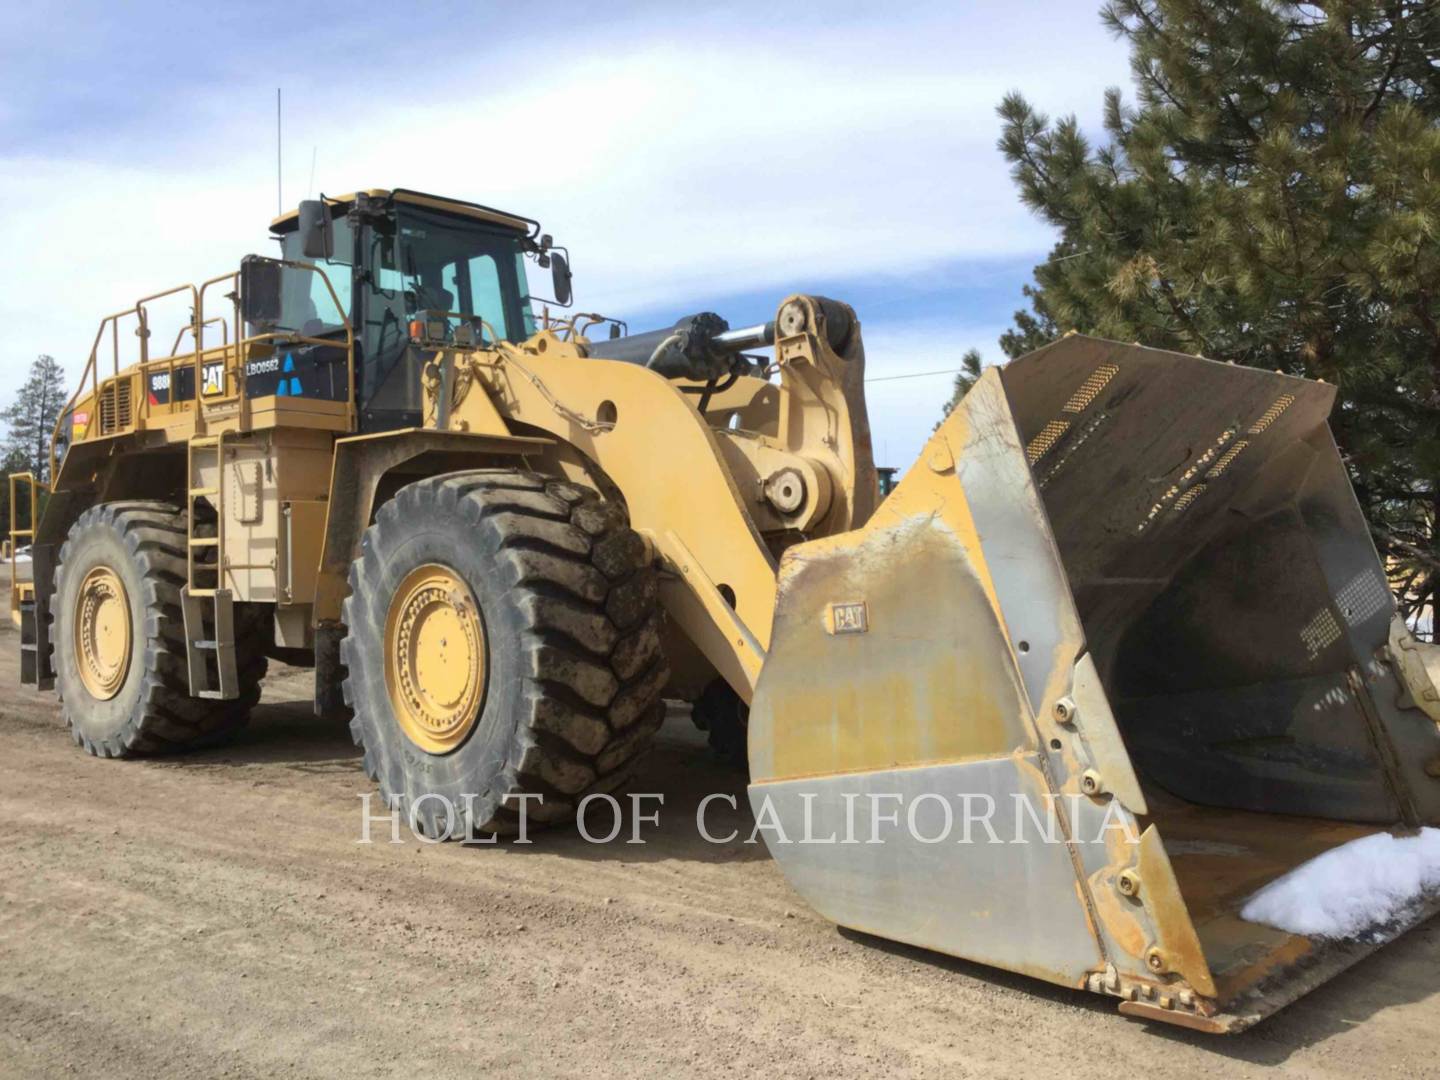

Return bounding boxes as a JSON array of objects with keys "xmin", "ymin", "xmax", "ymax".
[{"xmin": 748, "ymin": 336, "xmax": 1440, "ymax": 1031}]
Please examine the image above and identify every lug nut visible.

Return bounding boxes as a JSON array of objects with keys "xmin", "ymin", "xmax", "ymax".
[
  {"xmin": 1053, "ymin": 697, "xmax": 1076, "ymax": 724},
  {"xmin": 1117, "ymin": 869, "xmax": 1141, "ymax": 898},
  {"xmin": 1081, "ymin": 769, "xmax": 1104, "ymax": 795},
  {"xmin": 1146, "ymin": 946, "xmax": 1168, "ymax": 973}
]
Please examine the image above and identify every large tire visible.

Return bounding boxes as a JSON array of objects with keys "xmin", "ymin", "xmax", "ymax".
[
  {"xmin": 343, "ymin": 470, "xmax": 668, "ymax": 837},
  {"xmin": 53, "ymin": 501, "xmax": 267, "ymax": 757}
]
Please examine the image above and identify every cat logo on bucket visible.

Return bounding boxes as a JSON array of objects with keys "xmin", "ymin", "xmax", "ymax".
[{"xmin": 827, "ymin": 601, "xmax": 868, "ymax": 635}]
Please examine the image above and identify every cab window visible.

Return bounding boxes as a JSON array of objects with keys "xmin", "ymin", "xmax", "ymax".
[
  {"xmin": 277, "ymin": 216, "xmax": 354, "ymax": 333},
  {"xmin": 438, "ymin": 253, "xmax": 509, "ymax": 341}
]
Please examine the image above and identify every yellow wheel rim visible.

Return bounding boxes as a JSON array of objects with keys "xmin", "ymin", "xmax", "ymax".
[
  {"xmin": 74, "ymin": 565, "xmax": 131, "ymax": 700},
  {"xmin": 384, "ymin": 564, "xmax": 487, "ymax": 754}
]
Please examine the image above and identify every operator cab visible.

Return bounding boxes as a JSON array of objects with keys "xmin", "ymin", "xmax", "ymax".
[{"xmin": 266, "ymin": 189, "xmax": 558, "ymax": 432}]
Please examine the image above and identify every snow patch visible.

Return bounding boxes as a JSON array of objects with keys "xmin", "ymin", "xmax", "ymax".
[{"xmin": 1240, "ymin": 828, "xmax": 1440, "ymax": 940}]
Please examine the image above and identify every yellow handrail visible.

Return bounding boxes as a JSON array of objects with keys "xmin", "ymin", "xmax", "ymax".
[
  {"xmin": 169, "ymin": 317, "xmax": 229, "ymax": 356},
  {"xmin": 8, "ymin": 472, "xmax": 45, "ymax": 598},
  {"xmin": 48, "ymin": 260, "xmax": 356, "ymax": 479}
]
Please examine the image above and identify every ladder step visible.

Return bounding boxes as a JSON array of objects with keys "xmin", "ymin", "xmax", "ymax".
[
  {"xmin": 190, "ymin": 436, "xmax": 222, "ymax": 447},
  {"xmin": 188, "ymin": 487, "xmax": 219, "ymax": 497},
  {"xmin": 180, "ymin": 585, "xmax": 238, "ymax": 701},
  {"xmin": 188, "ymin": 537, "xmax": 220, "ymax": 547}
]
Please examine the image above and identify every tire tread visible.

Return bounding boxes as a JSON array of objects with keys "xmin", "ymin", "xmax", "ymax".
[
  {"xmin": 344, "ymin": 470, "xmax": 668, "ymax": 837},
  {"xmin": 55, "ymin": 502, "xmax": 267, "ymax": 756}
]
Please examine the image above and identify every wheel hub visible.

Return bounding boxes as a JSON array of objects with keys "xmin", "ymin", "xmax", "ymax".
[
  {"xmin": 74, "ymin": 565, "xmax": 131, "ymax": 700},
  {"xmin": 384, "ymin": 564, "xmax": 487, "ymax": 754}
]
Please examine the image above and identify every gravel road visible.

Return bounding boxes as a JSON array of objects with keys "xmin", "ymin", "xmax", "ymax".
[{"xmin": 2, "ymin": 611, "xmax": 1438, "ymax": 1077}]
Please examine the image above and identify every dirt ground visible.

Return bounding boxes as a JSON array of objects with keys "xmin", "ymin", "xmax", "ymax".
[{"xmin": 2, "ymin": 607, "xmax": 1439, "ymax": 1078}]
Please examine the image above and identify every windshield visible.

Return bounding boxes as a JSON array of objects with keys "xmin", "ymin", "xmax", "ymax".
[
  {"xmin": 372, "ymin": 206, "xmax": 536, "ymax": 343},
  {"xmin": 353, "ymin": 204, "xmax": 537, "ymax": 430}
]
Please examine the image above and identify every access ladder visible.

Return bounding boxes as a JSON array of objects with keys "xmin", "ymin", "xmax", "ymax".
[{"xmin": 181, "ymin": 433, "xmax": 238, "ymax": 699}]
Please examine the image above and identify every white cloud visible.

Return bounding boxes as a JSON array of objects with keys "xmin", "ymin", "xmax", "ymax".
[{"xmin": 0, "ymin": 2, "xmax": 1127, "ymax": 476}]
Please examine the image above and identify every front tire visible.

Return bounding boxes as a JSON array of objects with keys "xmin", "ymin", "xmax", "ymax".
[
  {"xmin": 343, "ymin": 471, "xmax": 668, "ymax": 837},
  {"xmin": 53, "ymin": 501, "xmax": 266, "ymax": 756}
]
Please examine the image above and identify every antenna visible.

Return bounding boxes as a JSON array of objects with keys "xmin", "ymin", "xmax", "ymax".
[{"xmin": 276, "ymin": 88, "xmax": 282, "ymax": 215}]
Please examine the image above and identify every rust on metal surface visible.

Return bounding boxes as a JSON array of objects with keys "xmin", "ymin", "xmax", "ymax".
[{"xmin": 1119, "ymin": 1001, "xmax": 1229, "ymax": 1033}]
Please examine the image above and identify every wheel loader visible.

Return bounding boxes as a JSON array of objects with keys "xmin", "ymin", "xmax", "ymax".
[{"xmin": 13, "ymin": 187, "xmax": 1440, "ymax": 1033}]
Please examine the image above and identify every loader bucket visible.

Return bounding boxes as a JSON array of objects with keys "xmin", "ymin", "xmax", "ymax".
[{"xmin": 748, "ymin": 336, "xmax": 1440, "ymax": 1033}]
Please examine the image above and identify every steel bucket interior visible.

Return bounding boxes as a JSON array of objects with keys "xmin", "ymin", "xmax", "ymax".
[{"xmin": 1003, "ymin": 338, "xmax": 1440, "ymax": 1016}]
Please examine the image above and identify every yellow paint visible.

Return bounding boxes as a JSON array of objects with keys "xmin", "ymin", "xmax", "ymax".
[
  {"xmin": 384, "ymin": 564, "xmax": 487, "ymax": 754},
  {"xmin": 856, "ymin": 403, "xmax": 1004, "ymax": 623},
  {"xmin": 754, "ymin": 512, "xmax": 1031, "ymax": 782},
  {"xmin": 268, "ymin": 189, "xmax": 533, "ymax": 234},
  {"xmin": 74, "ymin": 565, "xmax": 131, "ymax": 700}
]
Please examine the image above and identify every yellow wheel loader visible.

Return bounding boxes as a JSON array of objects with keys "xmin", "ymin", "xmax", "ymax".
[{"xmin": 15, "ymin": 188, "xmax": 1440, "ymax": 1032}]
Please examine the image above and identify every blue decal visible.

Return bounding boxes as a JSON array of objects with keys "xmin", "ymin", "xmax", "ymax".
[{"xmin": 278, "ymin": 352, "xmax": 302, "ymax": 396}]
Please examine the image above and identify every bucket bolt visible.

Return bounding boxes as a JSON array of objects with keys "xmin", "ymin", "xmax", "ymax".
[
  {"xmin": 1080, "ymin": 769, "xmax": 1105, "ymax": 795},
  {"xmin": 1117, "ymin": 868, "xmax": 1141, "ymax": 898},
  {"xmin": 1053, "ymin": 697, "xmax": 1076, "ymax": 725},
  {"xmin": 1145, "ymin": 946, "xmax": 1168, "ymax": 974}
]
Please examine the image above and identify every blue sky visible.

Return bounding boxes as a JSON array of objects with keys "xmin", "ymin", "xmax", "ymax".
[{"xmin": 0, "ymin": 1, "xmax": 1130, "ymax": 472}]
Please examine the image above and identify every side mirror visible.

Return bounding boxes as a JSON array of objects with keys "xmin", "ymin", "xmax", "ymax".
[
  {"xmin": 550, "ymin": 251, "xmax": 573, "ymax": 306},
  {"xmin": 297, "ymin": 199, "xmax": 334, "ymax": 260},
  {"xmin": 240, "ymin": 255, "xmax": 284, "ymax": 327}
]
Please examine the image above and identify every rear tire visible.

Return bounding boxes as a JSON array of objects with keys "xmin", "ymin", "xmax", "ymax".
[
  {"xmin": 53, "ymin": 501, "xmax": 267, "ymax": 757},
  {"xmin": 343, "ymin": 470, "xmax": 668, "ymax": 838},
  {"xmin": 693, "ymin": 678, "xmax": 749, "ymax": 771}
]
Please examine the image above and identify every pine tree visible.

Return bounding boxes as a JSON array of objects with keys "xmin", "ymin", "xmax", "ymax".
[
  {"xmin": 3, "ymin": 355, "xmax": 67, "ymax": 484},
  {"xmin": 937, "ymin": 348, "xmax": 985, "ymax": 424},
  {"xmin": 999, "ymin": 1, "xmax": 1440, "ymax": 637}
]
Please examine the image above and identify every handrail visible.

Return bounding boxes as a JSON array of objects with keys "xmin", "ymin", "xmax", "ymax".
[
  {"xmin": 8, "ymin": 472, "xmax": 45, "ymax": 598},
  {"xmin": 136, "ymin": 284, "xmax": 199, "ymax": 429},
  {"xmin": 48, "ymin": 260, "xmax": 356, "ymax": 480},
  {"xmin": 133, "ymin": 284, "xmax": 198, "ymax": 369},
  {"xmin": 196, "ymin": 272, "xmax": 240, "ymax": 435},
  {"xmin": 50, "ymin": 309, "xmax": 137, "ymax": 482},
  {"xmin": 170, "ymin": 317, "xmax": 229, "ymax": 356},
  {"xmin": 414, "ymin": 307, "xmax": 501, "ymax": 348}
]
